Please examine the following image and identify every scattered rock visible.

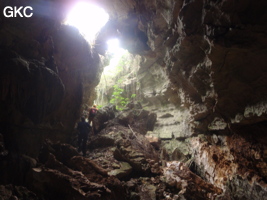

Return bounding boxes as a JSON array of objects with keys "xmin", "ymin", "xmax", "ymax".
[
  {"xmin": 116, "ymin": 108, "xmax": 157, "ymax": 134},
  {"xmin": 163, "ymin": 161, "xmax": 223, "ymax": 200},
  {"xmin": 108, "ymin": 161, "xmax": 132, "ymax": 179},
  {"xmin": 89, "ymin": 135, "xmax": 115, "ymax": 149},
  {"xmin": 145, "ymin": 135, "xmax": 161, "ymax": 150},
  {"xmin": 94, "ymin": 105, "xmax": 117, "ymax": 133}
]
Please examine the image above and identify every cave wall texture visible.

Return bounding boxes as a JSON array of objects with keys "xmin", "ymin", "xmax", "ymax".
[
  {"xmin": 96, "ymin": 0, "xmax": 267, "ymax": 198},
  {"xmin": 0, "ymin": 0, "xmax": 103, "ymax": 156},
  {"xmin": 1, "ymin": 0, "xmax": 267, "ymax": 199}
]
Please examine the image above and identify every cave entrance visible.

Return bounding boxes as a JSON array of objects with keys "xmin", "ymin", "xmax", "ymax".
[
  {"xmin": 64, "ymin": 1, "xmax": 138, "ymax": 110},
  {"xmin": 95, "ymin": 49, "xmax": 141, "ymax": 110},
  {"xmin": 65, "ymin": 1, "xmax": 109, "ymax": 43}
]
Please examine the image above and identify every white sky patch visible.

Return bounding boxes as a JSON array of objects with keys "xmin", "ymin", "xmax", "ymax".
[
  {"xmin": 107, "ymin": 39, "xmax": 121, "ymax": 53},
  {"xmin": 65, "ymin": 3, "xmax": 126, "ymax": 74},
  {"xmin": 104, "ymin": 39, "xmax": 127, "ymax": 76},
  {"xmin": 65, "ymin": 2, "xmax": 109, "ymax": 42}
]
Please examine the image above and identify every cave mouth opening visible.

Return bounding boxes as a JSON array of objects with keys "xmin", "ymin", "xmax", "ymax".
[
  {"xmin": 64, "ymin": 1, "xmax": 126, "ymax": 69},
  {"xmin": 65, "ymin": 1, "xmax": 109, "ymax": 43},
  {"xmin": 64, "ymin": 1, "xmax": 132, "ymax": 108}
]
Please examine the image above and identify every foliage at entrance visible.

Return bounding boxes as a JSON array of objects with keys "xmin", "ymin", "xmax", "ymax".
[
  {"xmin": 96, "ymin": 50, "xmax": 141, "ymax": 109},
  {"xmin": 110, "ymin": 84, "xmax": 136, "ymax": 111}
]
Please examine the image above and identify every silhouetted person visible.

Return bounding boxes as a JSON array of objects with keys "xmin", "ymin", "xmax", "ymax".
[
  {"xmin": 88, "ymin": 105, "xmax": 98, "ymax": 134},
  {"xmin": 77, "ymin": 117, "xmax": 91, "ymax": 156}
]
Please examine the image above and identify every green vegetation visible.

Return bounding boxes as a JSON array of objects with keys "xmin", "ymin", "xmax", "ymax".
[
  {"xmin": 107, "ymin": 52, "xmax": 139, "ymax": 110},
  {"xmin": 110, "ymin": 84, "xmax": 136, "ymax": 111},
  {"xmin": 97, "ymin": 105, "xmax": 103, "ymax": 109},
  {"xmin": 96, "ymin": 50, "xmax": 141, "ymax": 109},
  {"xmin": 131, "ymin": 94, "xmax": 136, "ymax": 98}
]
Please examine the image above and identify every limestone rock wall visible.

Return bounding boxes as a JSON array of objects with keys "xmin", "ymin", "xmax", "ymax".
[
  {"xmin": 0, "ymin": 0, "xmax": 102, "ymax": 156},
  {"xmin": 95, "ymin": 0, "xmax": 267, "ymax": 198},
  {"xmin": 99, "ymin": 0, "xmax": 267, "ymax": 131}
]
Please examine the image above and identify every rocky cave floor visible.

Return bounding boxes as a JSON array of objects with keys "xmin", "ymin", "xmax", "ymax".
[{"xmin": 0, "ymin": 104, "xmax": 265, "ymax": 200}]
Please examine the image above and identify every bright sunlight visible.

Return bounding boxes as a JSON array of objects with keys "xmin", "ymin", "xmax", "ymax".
[
  {"xmin": 65, "ymin": 2, "xmax": 109, "ymax": 42},
  {"xmin": 107, "ymin": 39, "xmax": 121, "ymax": 54},
  {"xmin": 65, "ymin": 2, "xmax": 126, "ymax": 72},
  {"xmin": 105, "ymin": 39, "xmax": 127, "ymax": 75}
]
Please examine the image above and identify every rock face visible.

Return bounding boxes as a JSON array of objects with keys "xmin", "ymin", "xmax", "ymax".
[
  {"xmin": 0, "ymin": 0, "xmax": 267, "ymax": 199},
  {"xmin": 163, "ymin": 161, "xmax": 223, "ymax": 199},
  {"xmin": 94, "ymin": 0, "xmax": 267, "ymax": 199},
  {"xmin": 98, "ymin": 0, "xmax": 267, "ymax": 128},
  {"xmin": 0, "ymin": 0, "xmax": 102, "ymax": 157}
]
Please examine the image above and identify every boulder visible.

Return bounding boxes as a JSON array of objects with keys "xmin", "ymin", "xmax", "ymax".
[
  {"xmin": 108, "ymin": 161, "xmax": 132, "ymax": 179},
  {"xmin": 113, "ymin": 127, "xmax": 160, "ymax": 175},
  {"xmin": 145, "ymin": 134, "xmax": 161, "ymax": 150},
  {"xmin": 117, "ymin": 108, "xmax": 157, "ymax": 134},
  {"xmin": 163, "ymin": 161, "xmax": 223, "ymax": 200},
  {"xmin": 27, "ymin": 167, "xmax": 110, "ymax": 200},
  {"xmin": 39, "ymin": 140, "xmax": 79, "ymax": 166},
  {"xmin": 89, "ymin": 135, "xmax": 115, "ymax": 150},
  {"xmin": 93, "ymin": 104, "xmax": 116, "ymax": 133}
]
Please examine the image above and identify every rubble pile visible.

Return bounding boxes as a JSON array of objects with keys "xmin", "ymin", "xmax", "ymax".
[{"xmin": 0, "ymin": 105, "xmax": 223, "ymax": 199}]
